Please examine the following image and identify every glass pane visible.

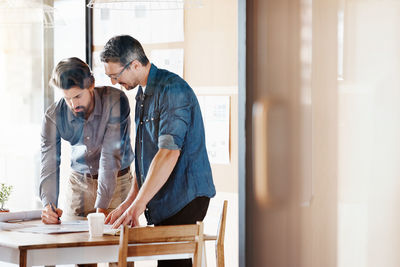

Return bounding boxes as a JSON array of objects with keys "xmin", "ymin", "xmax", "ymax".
[
  {"xmin": 0, "ymin": 23, "xmax": 43, "ymax": 211},
  {"xmin": 54, "ymin": 0, "xmax": 85, "ymax": 100},
  {"xmin": 0, "ymin": 0, "xmax": 85, "ymax": 212},
  {"xmin": 53, "ymin": 0, "xmax": 86, "ymax": 210},
  {"xmin": 92, "ymin": 7, "xmax": 184, "ymax": 86}
]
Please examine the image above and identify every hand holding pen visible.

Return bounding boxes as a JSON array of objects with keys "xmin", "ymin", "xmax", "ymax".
[
  {"xmin": 41, "ymin": 202, "xmax": 63, "ymax": 224},
  {"xmin": 50, "ymin": 203, "xmax": 61, "ymax": 222}
]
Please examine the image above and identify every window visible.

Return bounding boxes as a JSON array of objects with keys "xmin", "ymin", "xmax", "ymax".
[
  {"xmin": 0, "ymin": 0, "xmax": 85, "ymax": 211},
  {"xmin": 0, "ymin": 8, "xmax": 44, "ymax": 210}
]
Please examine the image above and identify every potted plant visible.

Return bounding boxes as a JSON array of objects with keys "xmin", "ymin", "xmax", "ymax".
[{"xmin": 0, "ymin": 183, "xmax": 12, "ymax": 212}]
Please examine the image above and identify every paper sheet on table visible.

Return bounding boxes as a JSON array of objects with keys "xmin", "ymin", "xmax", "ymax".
[
  {"xmin": 103, "ymin": 225, "xmax": 120, "ymax": 236},
  {"xmin": 0, "ymin": 221, "xmax": 32, "ymax": 231},
  {"xmin": 14, "ymin": 220, "xmax": 89, "ymax": 234},
  {"xmin": 12, "ymin": 220, "xmax": 117, "ymax": 235},
  {"xmin": 0, "ymin": 210, "xmax": 42, "ymax": 222}
]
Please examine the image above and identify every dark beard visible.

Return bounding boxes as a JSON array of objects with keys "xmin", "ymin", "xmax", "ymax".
[
  {"xmin": 73, "ymin": 106, "xmax": 86, "ymax": 118},
  {"xmin": 75, "ymin": 111, "xmax": 85, "ymax": 118}
]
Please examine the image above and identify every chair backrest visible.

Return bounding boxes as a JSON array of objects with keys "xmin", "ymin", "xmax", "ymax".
[
  {"xmin": 216, "ymin": 200, "xmax": 228, "ymax": 267},
  {"xmin": 204, "ymin": 200, "xmax": 228, "ymax": 267},
  {"xmin": 118, "ymin": 221, "xmax": 204, "ymax": 267}
]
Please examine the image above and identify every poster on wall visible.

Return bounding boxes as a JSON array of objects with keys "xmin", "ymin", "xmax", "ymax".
[
  {"xmin": 93, "ymin": 7, "xmax": 184, "ymax": 45},
  {"xmin": 198, "ymin": 95, "xmax": 230, "ymax": 164},
  {"xmin": 150, "ymin": 49, "xmax": 184, "ymax": 78}
]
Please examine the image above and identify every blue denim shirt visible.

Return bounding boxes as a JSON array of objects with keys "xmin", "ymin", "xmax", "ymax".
[
  {"xmin": 135, "ymin": 64, "xmax": 216, "ymax": 225},
  {"xmin": 40, "ymin": 86, "xmax": 134, "ymax": 209}
]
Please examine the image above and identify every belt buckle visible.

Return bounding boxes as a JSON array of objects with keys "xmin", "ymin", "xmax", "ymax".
[
  {"xmin": 85, "ymin": 172, "xmax": 96, "ymax": 179},
  {"xmin": 118, "ymin": 166, "xmax": 130, "ymax": 177}
]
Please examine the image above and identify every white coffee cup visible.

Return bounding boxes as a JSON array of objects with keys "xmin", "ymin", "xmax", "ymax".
[{"xmin": 87, "ymin": 212, "xmax": 105, "ymax": 237}]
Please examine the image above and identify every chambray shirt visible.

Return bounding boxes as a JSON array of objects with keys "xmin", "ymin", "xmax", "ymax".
[
  {"xmin": 135, "ymin": 64, "xmax": 216, "ymax": 225},
  {"xmin": 40, "ymin": 86, "xmax": 134, "ymax": 209}
]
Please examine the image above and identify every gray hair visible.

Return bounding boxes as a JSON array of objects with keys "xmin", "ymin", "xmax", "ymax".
[
  {"xmin": 100, "ymin": 35, "xmax": 149, "ymax": 66},
  {"xmin": 50, "ymin": 57, "xmax": 94, "ymax": 90}
]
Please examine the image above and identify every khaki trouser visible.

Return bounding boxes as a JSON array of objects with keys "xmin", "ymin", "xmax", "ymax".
[
  {"xmin": 65, "ymin": 170, "xmax": 134, "ymax": 267},
  {"xmin": 65, "ymin": 170, "xmax": 133, "ymax": 217}
]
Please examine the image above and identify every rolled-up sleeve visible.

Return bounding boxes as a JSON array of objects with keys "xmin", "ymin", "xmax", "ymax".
[
  {"xmin": 39, "ymin": 108, "xmax": 61, "ymax": 207},
  {"xmin": 158, "ymin": 84, "xmax": 192, "ymax": 150},
  {"xmin": 95, "ymin": 92, "xmax": 131, "ymax": 209}
]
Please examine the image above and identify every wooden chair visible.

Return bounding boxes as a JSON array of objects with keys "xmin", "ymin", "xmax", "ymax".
[
  {"xmin": 118, "ymin": 221, "xmax": 204, "ymax": 267},
  {"xmin": 204, "ymin": 200, "xmax": 228, "ymax": 267}
]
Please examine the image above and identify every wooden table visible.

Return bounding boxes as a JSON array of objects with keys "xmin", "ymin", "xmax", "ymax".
[
  {"xmin": 0, "ymin": 229, "xmax": 194, "ymax": 266},
  {"xmin": 0, "ymin": 229, "xmax": 120, "ymax": 266}
]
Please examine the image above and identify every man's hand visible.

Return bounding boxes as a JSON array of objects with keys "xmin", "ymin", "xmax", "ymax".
[
  {"xmin": 41, "ymin": 204, "xmax": 63, "ymax": 224},
  {"xmin": 105, "ymin": 201, "xmax": 129, "ymax": 225},
  {"xmin": 96, "ymin": 208, "xmax": 109, "ymax": 216},
  {"xmin": 111, "ymin": 200, "xmax": 146, "ymax": 229}
]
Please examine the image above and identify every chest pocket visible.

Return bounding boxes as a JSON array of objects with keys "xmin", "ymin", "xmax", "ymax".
[{"xmin": 142, "ymin": 111, "xmax": 160, "ymax": 143}]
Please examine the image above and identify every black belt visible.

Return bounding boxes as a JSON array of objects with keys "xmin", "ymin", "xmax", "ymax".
[{"xmin": 81, "ymin": 166, "xmax": 130, "ymax": 180}]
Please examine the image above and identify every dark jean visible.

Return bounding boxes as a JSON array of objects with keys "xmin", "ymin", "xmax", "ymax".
[{"xmin": 155, "ymin": 196, "xmax": 210, "ymax": 267}]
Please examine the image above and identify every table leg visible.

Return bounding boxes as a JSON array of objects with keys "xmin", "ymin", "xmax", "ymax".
[{"xmin": 19, "ymin": 249, "xmax": 27, "ymax": 267}]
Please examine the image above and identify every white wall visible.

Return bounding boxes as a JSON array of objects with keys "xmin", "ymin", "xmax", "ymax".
[{"xmin": 338, "ymin": 1, "xmax": 400, "ymax": 267}]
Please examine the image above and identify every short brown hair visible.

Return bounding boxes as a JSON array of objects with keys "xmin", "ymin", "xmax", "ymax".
[{"xmin": 50, "ymin": 57, "xmax": 94, "ymax": 90}]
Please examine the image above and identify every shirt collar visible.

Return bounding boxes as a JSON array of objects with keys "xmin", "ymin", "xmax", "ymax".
[
  {"xmin": 135, "ymin": 63, "xmax": 157, "ymax": 101},
  {"xmin": 87, "ymin": 88, "xmax": 102, "ymax": 122},
  {"xmin": 144, "ymin": 63, "xmax": 157, "ymax": 96},
  {"xmin": 66, "ymin": 103, "xmax": 76, "ymax": 123}
]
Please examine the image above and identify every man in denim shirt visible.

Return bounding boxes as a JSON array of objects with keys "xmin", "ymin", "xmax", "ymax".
[
  {"xmin": 40, "ymin": 58, "xmax": 134, "ymax": 228},
  {"xmin": 102, "ymin": 35, "xmax": 216, "ymax": 267}
]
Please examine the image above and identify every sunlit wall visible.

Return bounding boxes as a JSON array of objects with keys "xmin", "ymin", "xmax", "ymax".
[{"xmin": 338, "ymin": 1, "xmax": 400, "ymax": 267}]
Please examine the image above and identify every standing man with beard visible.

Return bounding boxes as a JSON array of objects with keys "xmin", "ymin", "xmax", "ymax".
[
  {"xmin": 101, "ymin": 35, "xmax": 216, "ymax": 267},
  {"xmin": 40, "ymin": 57, "xmax": 134, "ymax": 227}
]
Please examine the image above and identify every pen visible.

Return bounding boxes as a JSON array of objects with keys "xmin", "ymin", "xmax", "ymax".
[{"xmin": 50, "ymin": 202, "xmax": 61, "ymax": 222}]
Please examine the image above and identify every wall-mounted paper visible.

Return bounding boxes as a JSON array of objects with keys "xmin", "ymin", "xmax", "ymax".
[
  {"xmin": 93, "ymin": 8, "xmax": 184, "ymax": 45},
  {"xmin": 198, "ymin": 96, "xmax": 230, "ymax": 164},
  {"xmin": 150, "ymin": 49, "xmax": 184, "ymax": 78}
]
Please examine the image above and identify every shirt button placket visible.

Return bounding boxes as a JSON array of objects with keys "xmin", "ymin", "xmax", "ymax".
[{"xmin": 86, "ymin": 137, "xmax": 90, "ymax": 158}]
